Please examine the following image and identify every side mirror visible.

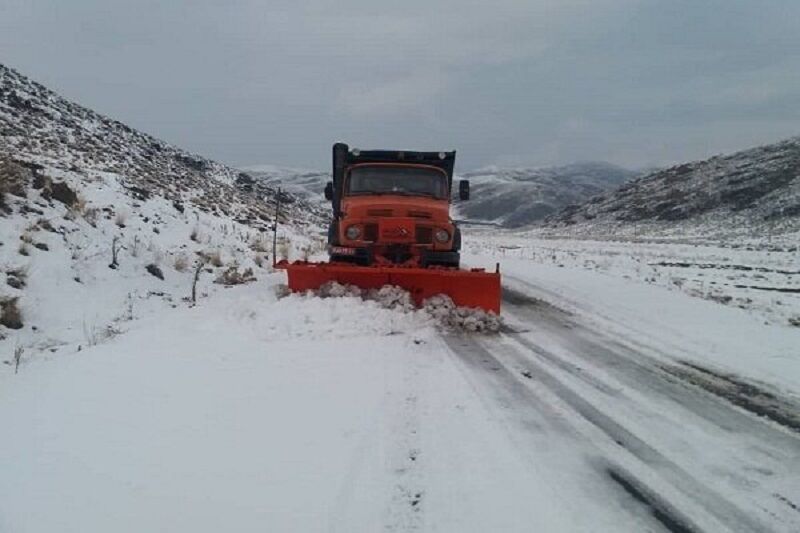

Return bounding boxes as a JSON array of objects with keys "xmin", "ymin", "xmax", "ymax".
[
  {"xmin": 458, "ymin": 179, "xmax": 470, "ymax": 201},
  {"xmin": 324, "ymin": 181, "xmax": 334, "ymax": 201}
]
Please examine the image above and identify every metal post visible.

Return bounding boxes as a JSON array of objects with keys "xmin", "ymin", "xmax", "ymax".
[{"xmin": 272, "ymin": 188, "xmax": 282, "ymax": 267}]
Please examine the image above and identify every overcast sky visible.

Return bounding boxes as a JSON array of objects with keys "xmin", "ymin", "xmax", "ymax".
[{"xmin": 2, "ymin": 0, "xmax": 800, "ymax": 170}]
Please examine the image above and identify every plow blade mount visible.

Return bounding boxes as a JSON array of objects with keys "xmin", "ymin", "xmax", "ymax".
[{"xmin": 276, "ymin": 261, "xmax": 501, "ymax": 314}]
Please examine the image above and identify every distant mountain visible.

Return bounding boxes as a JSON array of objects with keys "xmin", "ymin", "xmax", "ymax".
[
  {"xmin": 545, "ymin": 137, "xmax": 800, "ymax": 239},
  {"xmin": 240, "ymin": 164, "xmax": 329, "ymax": 206},
  {"xmin": 457, "ymin": 162, "xmax": 636, "ymax": 228}
]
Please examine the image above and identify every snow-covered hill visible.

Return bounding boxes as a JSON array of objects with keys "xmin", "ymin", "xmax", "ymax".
[
  {"xmin": 545, "ymin": 137, "xmax": 800, "ymax": 240},
  {"xmin": 457, "ymin": 162, "xmax": 636, "ymax": 228},
  {"xmin": 0, "ymin": 63, "xmax": 324, "ymax": 231},
  {"xmin": 0, "ymin": 63, "xmax": 325, "ymax": 353}
]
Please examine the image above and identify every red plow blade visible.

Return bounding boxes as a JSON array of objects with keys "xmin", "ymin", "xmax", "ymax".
[{"xmin": 275, "ymin": 261, "xmax": 501, "ymax": 314}]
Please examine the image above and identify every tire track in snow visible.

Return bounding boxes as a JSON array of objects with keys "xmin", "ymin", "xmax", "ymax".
[
  {"xmin": 445, "ymin": 334, "xmax": 720, "ymax": 533},
  {"xmin": 449, "ymin": 333, "xmax": 767, "ymax": 533},
  {"xmin": 502, "ymin": 339, "xmax": 767, "ymax": 532},
  {"xmin": 497, "ymin": 281, "xmax": 800, "ymax": 531},
  {"xmin": 605, "ymin": 465, "xmax": 698, "ymax": 533},
  {"xmin": 384, "ymin": 343, "xmax": 428, "ymax": 532},
  {"xmin": 503, "ymin": 282, "xmax": 800, "ymax": 450}
]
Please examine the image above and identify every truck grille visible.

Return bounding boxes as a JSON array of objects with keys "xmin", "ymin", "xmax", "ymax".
[
  {"xmin": 367, "ymin": 209, "xmax": 393, "ymax": 217},
  {"xmin": 363, "ymin": 223, "xmax": 379, "ymax": 242},
  {"xmin": 415, "ymin": 226, "xmax": 433, "ymax": 244}
]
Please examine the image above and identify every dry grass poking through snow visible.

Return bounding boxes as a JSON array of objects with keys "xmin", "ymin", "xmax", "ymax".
[{"xmin": 0, "ymin": 296, "xmax": 23, "ymax": 329}]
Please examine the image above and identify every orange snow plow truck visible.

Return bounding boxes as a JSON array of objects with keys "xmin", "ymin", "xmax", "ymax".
[{"xmin": 276, "ymin": 143, "xmax": 501, "ymax": 313}]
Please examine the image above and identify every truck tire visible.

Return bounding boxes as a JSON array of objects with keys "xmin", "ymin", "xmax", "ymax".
[
  {"xmin": 327, "ymin": 220, "xmax": 339, "ymax": 245},
  {"xmin": 453, "ymin": 226, "xmax": 462, "ymax": 251}
]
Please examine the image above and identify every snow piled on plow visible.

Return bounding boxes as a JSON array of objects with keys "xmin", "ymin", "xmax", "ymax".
[{"xmin": 278, "ymin": 281, "xmax": 502, "ymax": 333}]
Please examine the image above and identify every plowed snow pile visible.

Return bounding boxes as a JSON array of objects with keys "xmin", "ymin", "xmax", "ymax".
[{"xmin": 289, "ymin": 281, "xmax": 502, "ymax": 333}]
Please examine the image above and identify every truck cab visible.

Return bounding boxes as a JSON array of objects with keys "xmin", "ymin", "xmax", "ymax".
[{"xmin": 324, "ymin": 143, "xmax": 469, "ymax": 268}]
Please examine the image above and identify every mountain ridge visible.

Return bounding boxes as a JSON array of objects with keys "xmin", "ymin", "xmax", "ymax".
[
  {"xmin": 456, "ymin": 161, "xmax": 637, "ymax": 228},
  {"xmin": 543, "ymin": 136, "xmax": 800, "ymax": 239}
]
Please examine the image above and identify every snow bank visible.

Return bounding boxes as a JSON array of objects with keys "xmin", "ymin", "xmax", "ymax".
[
  {"xmin": 422, "ymin": 294, "xmax": 502, "ymax": 333},
  {"xmin": 291, "ymin": 281, "xmax": 502, "ymax": 334}
]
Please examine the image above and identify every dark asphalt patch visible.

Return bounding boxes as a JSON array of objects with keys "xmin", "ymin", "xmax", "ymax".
[
  {"xmin": 661, "ymin": 361, "xmax": 800, "ymax": 434},
  {"xmin": 607, "ymin": 466, "xmax": 700, "ymax": 533}
]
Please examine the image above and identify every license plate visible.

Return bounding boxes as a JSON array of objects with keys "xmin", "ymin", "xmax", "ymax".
[{"xmin": 329, "ymin": 246, "xmax": 356, "ymax": 256}]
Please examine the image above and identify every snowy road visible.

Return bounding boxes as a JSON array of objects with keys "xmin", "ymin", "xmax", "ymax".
[
  {"xmin": 2, "ymin": 265, "xmax": 799, "ymax": 532},
  {"xmin": 443, "ymin": 277, "xmax": 800, "ymax": 532}
]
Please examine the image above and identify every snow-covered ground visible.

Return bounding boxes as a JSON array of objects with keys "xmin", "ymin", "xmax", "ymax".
[
  {"xmin": 6, "ymin": 58, "xmax": 798, "ymax": 532},
  {"xmin": 468, "ymin": 232, "xmax": 800, "ymax": 331},
  {"xmin": 0, "ymin": 164, "xmax": 325, "ymax": 357},
  {"xmin": 3, "ymin": 228, "xmax": 799, "ymax": 532}
]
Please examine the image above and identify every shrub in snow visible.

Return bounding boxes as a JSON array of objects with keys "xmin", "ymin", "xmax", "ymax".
[
  {"xmin": 173, "ymin": 253, "xmax": 189, "ymax": 272},
  {"xmin": 5, "ymin": 266, "xmax": 28, "ymax": 289},
  {"xmin": 0, "ymin": 297, "xmax": 23, "ymax": 330},
  {"xmin": 249, "ymin": 235, "xmax": 270, "ymax": 253},
  {"xmin": 82, "ymin": 206, "xmax": 99, "ymax": 226},
  {"xmin": 130, "ymin": 236, "xmax": 142, "ymax": 257},
  {"xmin": 273, "ymin": 284, "xmax": 292, "ymax": 299},
  {"xmin": 82, "ymin": 322, "xmax": 121, "ymax": 347},
  {"xmin": 203, "ymin": 249, "xmax": 224, "ymax": 267},
  {"xmin": 49, "ymin": 181, "xmax": 79, "ymax": 207},
  {"xmin": 0, "ymin": 158, "xmax": 32, "ymax": 213},
  {"xmin": 145, "ymin": 263, "xmax": 165, "ymax": 280},
  {"xmin": 214, "ymin": 266, "xmax": 256, "ymax": 286},
  {"xmin": 70, "ymin": 194, "xmax": 88, "ymax": 217},
  {"xmin": 191, "ymin": 258, "xmax": 208, "ymax": 304},
  {"xmin": 277, "ymin": 239, "xmax": 290, "ymax": 261},
  {"xmin": 13, "ymin": 344, "xmax": 23, "ymax": 374},
  {"xmin": 109, "ymin": 236, "xmax": 122, "ymax": 269}
]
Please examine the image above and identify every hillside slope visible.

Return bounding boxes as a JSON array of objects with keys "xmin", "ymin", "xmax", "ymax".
[
  {"xmin": 0, "ymin": 63, "xmax": 324, "ymax": 353},
  {"xmin": 0, "ymin": 63, "xmax": 324, "ymax": 230},
  {"xmin": 545, "ymin": 137, "xmax": 800, "ymax": 240},
  {"xmin": 457, "ymin": 163, "xmax": 635, "ymax": 228}
]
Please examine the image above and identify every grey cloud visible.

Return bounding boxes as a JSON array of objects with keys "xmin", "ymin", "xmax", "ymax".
[{"xmin": 1, "ymin": 0, "xmax": 798, "ymax": 170}]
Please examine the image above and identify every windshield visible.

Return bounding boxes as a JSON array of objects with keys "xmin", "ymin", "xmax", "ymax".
[{"xmin": 346, "ymin": 166, "xmax": 447, "ymax": 199}]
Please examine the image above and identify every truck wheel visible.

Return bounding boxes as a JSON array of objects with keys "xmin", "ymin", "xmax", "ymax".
[
  {"xmin": 327, "ymin": 220, "xmax": 339, "ymax": 245},
  {"xmin": 453, "ymin": 226, "xmax": 462, "ymax": 251}
]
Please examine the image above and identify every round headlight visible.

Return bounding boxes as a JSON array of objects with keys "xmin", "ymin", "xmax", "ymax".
[
  {"xmin": 346, "ymin": 225, "xmax": 361, "ymax": 240},
  {"xmin": 352, "ymin": 148, "xmax": 361, "ymax": 157},
  {"xmin": 434, "ymin": 228, "xmax": 450, "ymax": 243}
]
